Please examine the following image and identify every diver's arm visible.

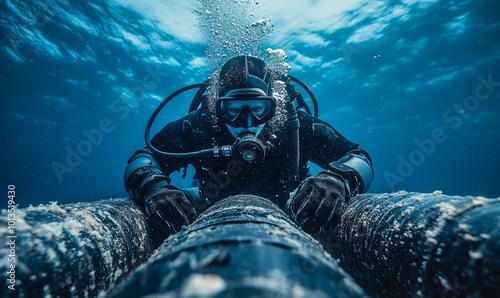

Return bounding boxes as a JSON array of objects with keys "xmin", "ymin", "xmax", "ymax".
[
  {"xmin": 289, "ymin": 113, "xmax": 374, "ymax": 236},
  {"xmin": 124, "ymin": 116, "xmax": 189, "ymax": 204},
  {"xmin": 123, "ymin": 148, "xmax": 172, "ymax": 204},
  {"xmin": 124, "ymin": 148, "xmax": 205, "ymax": 236},
  {"xmin": 301, "ymin": 111, "xmax": 374, "ymax": 197},
  {"xmin": 321, "ymin": 149, "xmax": 374, "ymax": 197},
  {"xmin": 124, "ymin": 115, "xmax": 211, "ymax": 236}
]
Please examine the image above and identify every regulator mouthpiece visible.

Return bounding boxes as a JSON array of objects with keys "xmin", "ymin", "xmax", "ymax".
[{"xmin": 232, "ymin": 133, "xmax": 265, "ymax": 166}]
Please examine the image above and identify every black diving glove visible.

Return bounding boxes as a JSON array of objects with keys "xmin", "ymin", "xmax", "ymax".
[
  {"xmin": 143, "ymin": 186, "xmax": 199, "ymax": 235},
  {"xmin": 287, "ymin": 173, "xmax": 349, "ymax": 235}
]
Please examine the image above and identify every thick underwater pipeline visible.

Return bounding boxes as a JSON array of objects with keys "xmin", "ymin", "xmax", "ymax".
[
  {"xmin": 0, "ymin": 198, "xmax": 155, "ymax": 298},
  {"xmin": 107, "ymin": 195, "xmax": 366, "ymax": 298},
  {"xmin": 327, "ymin": 191, "xmax": 500, "ymax": 297}
]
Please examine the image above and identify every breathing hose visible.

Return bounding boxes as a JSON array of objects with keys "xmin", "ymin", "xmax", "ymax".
[
  {"xmin": 285, "ymin": 99, "xmax": 300, "ymax": 190},
  {"xmin": 144, "ymin": 83, "xmax": 215, "ymax": 161}
]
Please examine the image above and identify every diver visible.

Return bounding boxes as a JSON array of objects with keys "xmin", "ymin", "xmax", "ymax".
[{"xmin": 124, "ymin": 55, "xmax": 374, "ymax": 239}]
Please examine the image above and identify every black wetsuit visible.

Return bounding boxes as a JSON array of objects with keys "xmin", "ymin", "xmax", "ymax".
[{"xmin": 125, "ymin": 106, "xmax": 371, "ymax": 209}]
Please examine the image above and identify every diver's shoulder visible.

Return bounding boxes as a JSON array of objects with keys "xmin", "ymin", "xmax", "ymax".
[
  {"xmin": 296, "ymin": 108, "xmax": 313, "ymax": 120},
  {"xmin": 167, "ymin": 108, "xmax": 207, "ymax": 124},
  {"xmin": 297, "ymin": 109, "xmax": 332, "ymax": 128},
  {"xmin": 158, "ymin": 109, "xmax": 207, "ymax": 134}
]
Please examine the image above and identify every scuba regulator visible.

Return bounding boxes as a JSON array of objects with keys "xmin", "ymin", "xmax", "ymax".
[{"xmin": 232, "ymin": 132, "xmax": 266, "ymax": 166}]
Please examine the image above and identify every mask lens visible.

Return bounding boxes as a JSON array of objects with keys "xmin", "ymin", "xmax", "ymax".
[{"xmin": 218, "ymin": 96, "xmax": 276, "ymax": 127}]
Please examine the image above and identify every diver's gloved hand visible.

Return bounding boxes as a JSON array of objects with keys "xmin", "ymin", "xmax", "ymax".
[
  {"xmin": 143, "ymin": 186, "xmax": 199, "ymax": 235},
  {"xmin": 287, "ymin": 173, "xmax": 349, "ymax": 235}
]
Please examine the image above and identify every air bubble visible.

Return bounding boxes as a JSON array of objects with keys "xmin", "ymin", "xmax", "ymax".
[{"xmin": 195, "ymin": 0, "xmax": 274, "ymax": 72}]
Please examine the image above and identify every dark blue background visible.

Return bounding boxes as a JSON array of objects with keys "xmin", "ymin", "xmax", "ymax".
[{"xmin": 2, "ymin": 0, "xmax": 499, "ymax": 206}]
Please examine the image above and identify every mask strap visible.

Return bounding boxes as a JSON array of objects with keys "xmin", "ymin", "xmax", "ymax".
[{"xmin": 244, "ymin": 56, "xmax": 272, "ymax": 96}]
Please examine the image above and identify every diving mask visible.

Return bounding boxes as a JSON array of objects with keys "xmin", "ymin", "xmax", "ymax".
[{"xmin": 216, "ymin": 89, "xmax": 276, "ymax": 128}]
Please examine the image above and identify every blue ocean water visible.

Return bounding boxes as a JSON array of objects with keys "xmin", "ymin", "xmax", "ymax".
[{"xmin": 1, "ymin": 0, "xmax": 499, "ymax": 206}]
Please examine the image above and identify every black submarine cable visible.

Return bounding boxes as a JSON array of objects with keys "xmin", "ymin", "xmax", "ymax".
[
  {"xmin": 106, "ymin": 195, "xmax": 367, "ymax": 297},
  {"xmin": 323, "ymin": 191, "xmax": 500, "ymax": 297}
]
